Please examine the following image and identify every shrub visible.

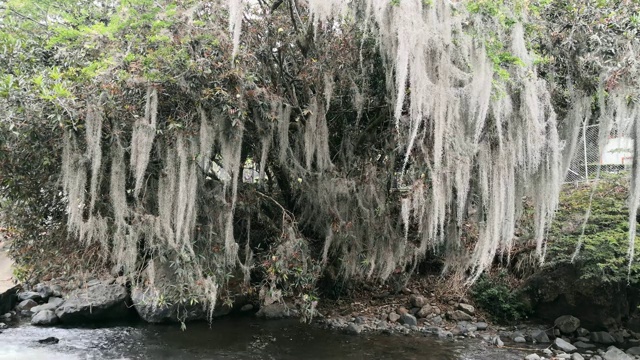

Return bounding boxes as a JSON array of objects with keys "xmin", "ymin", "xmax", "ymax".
[{"xmin": 471, "ymin": 272, "xmax": 531, "ymax": 323}]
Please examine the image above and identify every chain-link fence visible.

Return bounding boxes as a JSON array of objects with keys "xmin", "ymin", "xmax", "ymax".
[{"xmin": 565, "ymin": 124, "xmax": 633, "ymax": 183}]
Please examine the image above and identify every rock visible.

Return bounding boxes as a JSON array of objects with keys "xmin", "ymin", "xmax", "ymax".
[
  {"xmin": 20, "ymin": 310, "xmax": 33, "ymax": 317},
  {"xmin": 555, "ymin": 315, "xmax": 581, "ymax": 334},
  {"xmin": 31, "ymin": 310, "xmax": 59, "ymax": 326},
  {"xmin": 603, "ymin": 346, "xmax": 633, "ymax": 360},
  {"xmin": 525, "ymin": 354, "xmax": 541, "ymax": 360},
  {"xmin": 388, "ymin": 312, "xmax": 400, "ymax": 323},
  {"xmin": 397, "ymin": 306, "xmax": 408, "ymax": 315},
  {"xmin": 514, "ymin": 336, "xmax": 526, "ymax": 343},
  {"xmin": 611, "ymin": 331, "xmax": 625, "ymax": 344},
  {"xmin": 457, "ymin": 303, "xmax": 475, "ymax": 316},
  {"xmin": 400, "ymin": 313, "xmax": 417, "ymax": 326},
  {"xmin": 35, "ymin": 284, "xmax": 53, "ymax": 300},
  {"xmin": 55, "ymin": 282, "xmax": 131, "ymax": 323},
  {"xmin": 37, "ymin": 337, "xmax": 59, "ymax": 344},
  {"xmin": 626, "ymin": 347, "xmax": 640, "ymax": 355},
  {"xmin": 17, "ymin": 292, "xmax": 41, "ymax": 302},
  {"xmin": 416, "ymin": 305, "xmax": 432, "ymax": 318},
  {"xmin": 256, "ymin": 303, "xmax": 296, "ymax": 319},
  {"xmin": 574, "ymin": 341, "xmax": 596, "ymax": 349},
  {"xmin": 492, "ymin": 336, "xmax": 504, "ymax": 347},
  {"xmin": 50, "ymin": 285, "xmax": 63, "ymax": 298},
  {"xmin": 346, "ymin": 323, "xmax": 362, "ymax": 335},
  {"xmin": 591, "ymin": 331, "xmax": 616, "ymax": 345},
  {"xmin": 592, "ymin": 356, "xmax": 603, "ymax": 360},
  {"xmin": 554, "ymin": 337, "xmax": 577, "ymax": 353},
  {"xmin": 0, "ymin": 323, "xmax": 6, "ymax": 330},
  {"xmin": 475, "ymin": 322, "xmax": 488, "ymax": 331},
  {"xmin": 530, "ymin": 329, "xmax": 550, "ymax": 343},
  {"xmin": 48, "ymin": 297, "xmax": 64, "ymax": 307},
  {"xmin": 543, "ymin": 349, "xmax": 553, "ymax": 356},
  {"xmin": 438, "ymin": 329, "xmax": 453, "ymax": 339},
  {"xmin": 447, "ymin": 310, "xmax": 473, "ymax": 322},
  {"xmin": 410, "ymin": 295, "xmax": 427, "ymax": 308},
  {"xmin": 577, "ymin": 328, "xmax": 590, "ymax": 337},
  {"xmin": 431, "ymin": 315, "xmax": 443, "ymax": 325},
  {"xmin": 240, "ymin": 304, "xmax": 254, "ymax": 312},
  {"xmin": 557, "ymin": 354, "xmax": 572, "ymax": 359},
  {"xmin": 16, "ymin": 299, "xmax": 37, "ymax": 312},
  {"xmin": 576, "ymin": 336, "xmax": 590, "ymax": 342},
  {"xmin": 572, "ymin": 354, "xmax": 585, "ymax": 360}
]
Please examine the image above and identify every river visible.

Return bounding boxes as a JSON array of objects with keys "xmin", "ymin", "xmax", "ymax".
[{"xmin": 0, "ymin": 316, "xmax": 531, "ymax": 360}]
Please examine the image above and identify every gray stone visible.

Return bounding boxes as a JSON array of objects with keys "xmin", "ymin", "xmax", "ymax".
[
  {"xmin": 431, "ymin": 315, "xmax": 443, "ymax": 325},
  {"xmin": 50, "ymin": 285, "xmax": 63, "ymax": 298},
  {"xmin": 48, "ymin": 297, "xmax": 64, "ymax": 307},
  {"xmin": 555, "ymin": 315, "xmax": 581, "ymax": 334},
  {"xmin": 457, "ymin": 303, "xmax": 475, "ymax": 316},
  {"xmin": 475, "ymin": 322, "xmax": 488, "ymax": 331},
  {"xmin": 30, "ymin": 302, "xmax": 58, "ymax": 314},
  {"xmin": 346, "ymin": 323, "xmax": 362, "ymax": 335},
  {"xmin": 577, "ymin": 328, "xmax": 591, "ymax": 337},
  {"xmin": 492, "ymin": 336, "xmax": 504, "ymax": 347},
  {"xmin": 591, "ymin": 331, "xmax": 616, "ymax": 345},
  {"xmin": 16, "ymin": 299, "xmax": 37, "ymax": 312},
  {"xmin": 0, "ymin": 323, "xmax": 6, "ymax": 330},
  {"xmin": 554, "ymin": 337, "xmax": 577, "ymax": 353},
  {"xmin": 388, "ymin": 312, "xmax": 400, "ymax": 322},
  {"xmin": 256, "ymin": 303, "xmax": 295, "ymax": 319},
  {"xmin": 626, "ymin": 347, "xmax": 640, "ymax": 356},
  {"xmin": 31, "ymin": 310, "xmax": 59, "ymax": 326},
  {"xmin": 571, "ymin": 354, "xmax": 585, "ymax": 360},
  {"xmin": 530, "ymin": 329, "xmax": 550, "ymax": 343},
  {"xmin": 17, "ymin": 292, "xmax": 41, "ymax": 302},
  {"xmin": 447, "ymin": 310, "xmax": 473, "ymax": 322},
  {"xmin": 514, "ymin": 336, "xmax": 526, "ymax": 343},
  {"xmin": 525, "ymin": 354, "xmax": 541, "ymax": 360},
  {"xmin": 557, "ymin": 354, "xmax": 572, "ymax": 359},
  {"xmin": 55, "ymin": 282, "xmax": 130, "ymax": 323},
  {"xmin": 577, "ymin": 336, "xmax": 590, "ymax": 342},
  {"xmin": 438, "ymin": 329, "xmax": 453, "ymax": 339},
  {"xmin": 409, "ymin": 295, "xmax": 427, "ymax": 308},
  {"xmin": 543, "ymin": 349, "xmax": 553, "ymax": 356},
  {"xmin": 35, "ymin": 284, "xmax": 53, "ymax": 300},
  {"xmin": 400, "ymin": 313, "xmax": 417, "ymax": 326},
  {"xmin": 592, "ymin": 356, "xmax": 603, "ymax": 360},
  {"xmin": 416, "ymin": 305, "xmax": 433, "ymax": 318},
  {"xmin": 603, "ymin": 346, "xmax": 633, "ymax": 360},
  {"xmin": 574, "ymin": 341, "xmax": 596, "ymax": 349},
  {"xmin": 240, "ymin": 304, "xmax": 254, "ymax": 312}
]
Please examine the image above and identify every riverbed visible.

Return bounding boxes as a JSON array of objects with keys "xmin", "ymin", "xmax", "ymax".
[{"xmin": 0, "ymin": 316, "xmax": 529, "ymax": 359}]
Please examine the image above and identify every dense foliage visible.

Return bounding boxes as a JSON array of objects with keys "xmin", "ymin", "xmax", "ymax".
[{"xmin": 1, "ymin": 0, "xmax": 638, "ymax": 319}]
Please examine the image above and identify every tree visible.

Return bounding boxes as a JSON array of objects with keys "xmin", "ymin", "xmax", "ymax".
[{"xmin": 0, "ymin": 0, "xmax": 638, "ymax": 319}]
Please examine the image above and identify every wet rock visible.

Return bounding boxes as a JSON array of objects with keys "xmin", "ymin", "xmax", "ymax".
[
  {"xmin": 572, "ymin": 354, "xmax": 585, "ymax": 360},
  {"xmin": 400, "ymin": 313, "xmax": 417, "ymax": 326},
  {"xmin": 16, "ymin": 299, "xmax": 37, "ymax": 312},
  {"xmin": 37, "ymin": 337, "xmax": 59, "ymax": 345},
  {"xmin": 447, "ymin": 310, "xmax": 473, "ymax": 322},
  {"xmin": 530, "ymin": 329, "xmax": 550, "ymax": 343},
  {"xmin": 256, "ymin": 303, "xmax": 296, "ymax": 319},
  {"xmin": 525, "ymin": 354, "xmax": 541, "ymax": 360},
  {"xmin": 555, "ymin": 315, "xmax": 581, "ymax": 334},
  {"xmin": 388, "ymin": 312, "xmax": 400, "ymax": 322},
  {"xmin": 603, "ymin": 346, "xmax": 633, "ymax": 360},
  {"xmin": 240, "ymin": 304, "xmax": 254, "ymax": 312},
  {"xmin": 31, "ymin": 310, "xmax": 59, "ymax": 326},
  {"xmin": 457, "ymin": 303, "xmax": 475, "ymax": 316},
  {"xmin": 574, "ymin": 341, "xmax": 596, "ymax": 349},
  {"xmin": 346, "ymin": 323, "xmax": 362, "ymax": 335},
  {"xmin": 17, "ymin": 292, "xmax": 41, "ymax": 302},
  {"xmin": 56, "ymin": 282, "xmax": 131, "ymax": 323},
  {"xmin": 438, "ymin": 329, "xmax": 453, "ymax": 339},
  {"xmin": 554, "ymin": 337, "xmax": 577, "ymax": 352},
  {"xmin": 410, "ymin": 295, "xmax": 427, "ymax": 308},
  {"xmin": 591, "ymin": 331, "xmax": 616, "ymax": 345}
]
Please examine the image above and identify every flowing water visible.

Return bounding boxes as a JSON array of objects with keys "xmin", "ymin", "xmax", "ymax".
[{"xmin": 0, "ymin": 317, "xmax": 528, "ymax": 359}]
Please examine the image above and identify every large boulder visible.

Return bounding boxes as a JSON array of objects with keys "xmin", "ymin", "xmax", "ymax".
[
  {"xmin": 0, "ymin": 286, "xmax": 18, "ymax": 315},
  {"xmin": 55, "ymin": 282, "xmax": 131, "ymax": 323},
  {"xmin": 522, "ymin": 263, "xmax": 640, "ymax": 330},
  {"xmin": 555, "ymin": 315, "xmax": 581, "ymax": 334},
  {"xmin": 31, "ymin": 310, "xmax": 59, "ymax": 326}
]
